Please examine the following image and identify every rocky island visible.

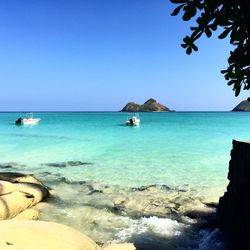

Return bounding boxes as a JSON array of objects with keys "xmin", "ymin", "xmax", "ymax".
[
  {"xmin": 121, "ymin": 98, "xmax": 171, "ymax": 112},
  {"xmin": 232, "ymin": 100, "xmax": 250, "ymax": 111}
]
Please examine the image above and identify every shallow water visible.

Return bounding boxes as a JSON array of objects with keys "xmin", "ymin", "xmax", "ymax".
[{"xmin": 1, "ymin": 111, "xmax": 249, "ymax": 248}]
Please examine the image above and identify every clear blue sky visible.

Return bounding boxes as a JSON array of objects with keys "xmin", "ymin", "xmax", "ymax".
[{"xmin": 0, "ymin": 0, "xmax": 248, "ymax": 111}]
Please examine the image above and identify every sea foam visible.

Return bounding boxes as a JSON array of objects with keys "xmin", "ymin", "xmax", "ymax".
[{"xmin": 116, "ymin": 216, "xmax": 186, "ymax": 242}]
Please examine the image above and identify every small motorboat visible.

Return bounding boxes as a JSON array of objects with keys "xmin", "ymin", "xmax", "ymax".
[
  {"xmin": 126, "ymin": 113, "xmax": 140, "ymax": 126},
  {"xmin": 15, "ymin": 113, "xmax": 41, "ymax": 125}
]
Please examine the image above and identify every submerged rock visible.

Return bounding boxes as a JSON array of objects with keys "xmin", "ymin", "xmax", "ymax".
[
  {"xmin": 43, "ymin": 162, "xmax": 68, "ymax": 168},
  {"xmin": 121, "ymin": 98, "xmax": 171, "ymax": 112},
  {"xmin": 179, "ymin": 200, "xmax": 216, "ymax": 219},
  {"xmin": 0, "ymin": 164, "xmax": 12, "ymax": 169},
  {"xmin": 49, "ymin": 181, "xmax": 210, "ymax": 220},
  {"xmin": 42, "ymin": 161, "xmax": 93, "ymax": 168},
  {"xmin": 0, "ymin": 162, "xmax": 25, "ymax": 169}
]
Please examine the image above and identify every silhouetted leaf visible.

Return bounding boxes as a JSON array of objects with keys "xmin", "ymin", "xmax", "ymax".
[
  {"xmin": 170, "ymin": 0, "xmax": 186, "ymax": 3},
  {"xmin": 170, "ymin": 0, "xmax": 250, "ymax": 96},
  {"xmin": 235, "ymin": 86, "xmax": 241, "ymax": 96},
  {"xmin": 171, "ymin": 4, "xmax": 185, "ymax": 16},
  {"xmin": 227, "ymin": 80, "xmax": 235, "ymax": 86},
  {"xmin": 218, "ymin": 28, "xmax": 231, "ymax": 39},
  {"xmin": 186, "ymin": 47, "xmax": 192, "ymax": 55},
  {"xmin": 205, "ymin": 28, "xmax": 212, "ymax": 37},
  {"xmin": 210, "ymin": 23, "xmax": 217, "ymax": 31},
  {"xmin": 183, "ymin": 36, "xmax": 190, "ymax": 43},
  {"xmin": 182, "ymin": 12, "xmax": 190, "ymax": 21},
  {"xmin": 192, "ymin": 44, "xmax": 198, "ymax": 51}
]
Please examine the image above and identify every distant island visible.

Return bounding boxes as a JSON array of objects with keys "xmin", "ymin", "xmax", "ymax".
[
  {"xmin": 121, "ymin": 98, "xmax": 171, "ymax": 112},
  {"xmin": 232, "ymin": 100, "xmax": 250, "ymax": 111}
]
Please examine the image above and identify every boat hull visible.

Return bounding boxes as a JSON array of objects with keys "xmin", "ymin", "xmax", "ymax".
[
  {"xmin": 126, "ymin": 119, "xmax": 140, "ymax": 126},
  {"xmin": 22, "ymin": 118, "xmax": 41, "ymax": 125}
]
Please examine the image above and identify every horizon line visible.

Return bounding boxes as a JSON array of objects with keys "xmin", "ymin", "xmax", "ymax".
[{"xmin": 0, "ymin": 110, "xmax": 236, "ymax": 113}]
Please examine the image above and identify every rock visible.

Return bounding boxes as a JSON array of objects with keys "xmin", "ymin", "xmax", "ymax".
[
  {"xmin": 121, "ymin": 102, "xmax": 141, "ymax": 112},
  {"xmin": 0, "ymin": 220, "xmax": 100, "ymax": 250},
  {"xmin": 0, "ymin": 172, "xmax": 44, "ymax": 186},
  {"xmin": 217, "ymin": 140, "xmax": 250, "ymax": 249},
  {"xmin": 232, "ymin": 100, "xmax": 250, "ymax": 111},
  {"xmin": 0, "ymin": 191, "xmax": 35, "ymax": 220},
  {"xmin": 180, "ymin": 202, "xmax": 216, "ymax": 218},
  {"xmin": 140, "ymin": 98, "xmax": 170, "ymax": 112},
  {"xmin": 0, "ymin": 235, "xmax": 8, "ymax": 245},
  {"xmin": 43, "ymin": 162, "xmax": 67, "ymax": 168},
  {"xmin": 42, "ymin": 161, "xmax": 93, "ymax": 168},
  {"xmin": 121, "ymin": 98, "xmax": 171, "ymax": 112},
  {"xmin": 0, "ymin": 181, "xmax": 16, "ymax": 195},
  {"xmin": 11, "ymin": 209, "xmax": 39, "ymax": 220},
  {"xmin": 0, "ymin": 245, "xmax": 42, "ymax": 250},
  {"xmin": 67, "ymin": 161, "xmax": 93, "ymax": 166},
  {"xmin": 14, "ymin": 182, "xmax": 49, "ymax": 205},
  {"xmin": 0, "ymin": 172, "xmax": 28, "ymax": 182},
  {"xmin": 77, "ymin": 183, "xmax": 208, "ymax": 218},
  {"xmin": 102, "ymin": 243, "xmax": 136, "ymax": 250},
  {"xmin": 0, "ymin": 173, "xmax": 50, "ymax": 220},
  {"xmin": 109, "ymin": 185, "xmax": 181, "ymax": 217},
  {"xmin": 0, "ymin": 162, "xmax": 25, "ymax": 169},
  {"xmin": 0, "ymin": 164, "xmax": 12, "ymax": 169}
]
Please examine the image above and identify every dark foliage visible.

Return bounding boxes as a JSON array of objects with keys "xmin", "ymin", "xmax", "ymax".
[{"xmin": 170, "ymin": 0, "xmax": 250, "ymax": 96}]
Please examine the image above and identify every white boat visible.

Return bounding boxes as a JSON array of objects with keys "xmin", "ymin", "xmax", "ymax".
[
  {"xmin": 16, "ymin": 113, "xmax": 41, "ymax": 125},
  {"xmin": 126, "ymin": 113, "xmax": 140, "ymax": 126}
]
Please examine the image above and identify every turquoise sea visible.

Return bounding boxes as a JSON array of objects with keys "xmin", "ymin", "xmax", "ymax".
[{"xmin": 1, "ymin": 112, "xmax": 249, "ymax": 249}]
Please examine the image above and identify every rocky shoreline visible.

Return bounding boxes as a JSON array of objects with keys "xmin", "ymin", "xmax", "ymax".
[
  {"xmin": 0, "ymin": 162, "xmax": 230, "ymax": 250},
  {"xmin": 0, "ymin": 172, "xmax": 135, "ymax": 250},
  {"xmin": 37, "ymin": 172, "xmax": 221, "ymax": 249},
  {"xmin": 0, "ymin": 172, "xmax": 49, "ymax": 220}
]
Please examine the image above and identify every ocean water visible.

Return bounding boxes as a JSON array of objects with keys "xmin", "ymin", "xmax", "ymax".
[{"xmin": 0, "ymin": 112, "xmax": 249, "ymax": 249}]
